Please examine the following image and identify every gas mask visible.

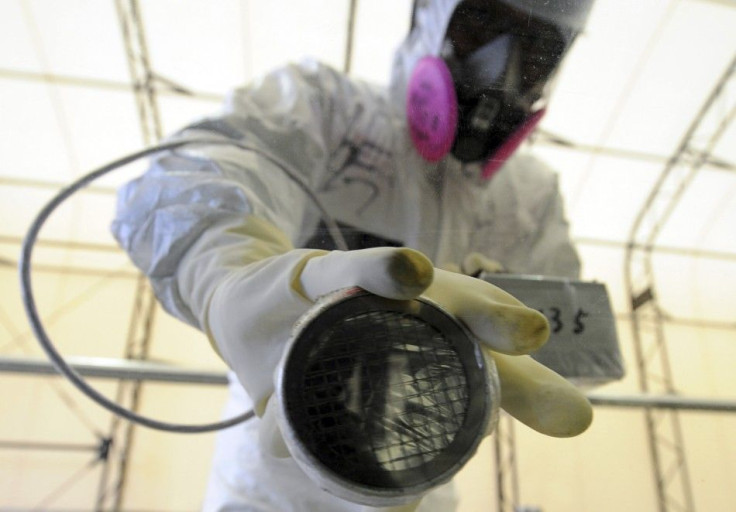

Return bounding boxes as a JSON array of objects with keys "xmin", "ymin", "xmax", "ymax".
[{"xmin": 407, "ymin": 0, "xmax": 575, "ymax": 178}]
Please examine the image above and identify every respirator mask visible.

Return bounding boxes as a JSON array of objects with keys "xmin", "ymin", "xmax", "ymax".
[{"xmin": 407, "ymin": 1, "xmax": 574, "ymax": 178}]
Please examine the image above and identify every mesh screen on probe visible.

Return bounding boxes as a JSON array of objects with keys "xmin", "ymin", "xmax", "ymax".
[{"xmin": 279, "ymin": 289, "xmax": 496, "ymax": 505}]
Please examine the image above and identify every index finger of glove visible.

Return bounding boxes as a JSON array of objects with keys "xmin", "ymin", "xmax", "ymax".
[
  {"xmin": 299, "ymin": 247, "xmax": 434, "ymax": 301},
  {"xmin": 423, "ymin": 268, "xmax": 550, "ymax": 355}
]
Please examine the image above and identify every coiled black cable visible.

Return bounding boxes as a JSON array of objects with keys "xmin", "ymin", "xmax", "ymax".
[{"xmin": 19, "ymin": 139, "xmax": 348, "ymax": 433}]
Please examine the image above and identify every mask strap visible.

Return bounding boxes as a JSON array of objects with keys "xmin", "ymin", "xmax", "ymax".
[{"xmin": 482, "ymin": 108, "xmax": 545, "ymax": 180}]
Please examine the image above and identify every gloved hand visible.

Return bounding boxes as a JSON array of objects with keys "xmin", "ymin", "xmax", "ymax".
[
  {"xmin": 182, "ymin": 215, "xmax": 592, "ymax": 500},
  {"xmin": 287, "ymin": 247, "xmax": 592, "ymax": 442},
  {"xmin": 423, "ymin": 262, "xmax": 593, "ymax": 438},
  {"xmin": 461, "ymin": 251, "xmax": 505, "ymax": 275},
  {"xmin": 193, "ymin": 217, "xmax": 434, "ymax": 419}
]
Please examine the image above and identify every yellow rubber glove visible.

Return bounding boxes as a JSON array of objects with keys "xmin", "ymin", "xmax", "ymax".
[
  {"xmin": 193, "ymin": 216, "xmax": 591, "ymax": 507},
  {"xmin": 420, "ymin": 268, "xmax": 593, "ymax": 438},
  {"xmin": 264, "ymin": 241, "xmax": 592, "ymax": 454}
]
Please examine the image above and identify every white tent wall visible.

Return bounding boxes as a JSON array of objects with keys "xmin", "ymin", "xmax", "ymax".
[
  {"xmin": 1, "ymin": 0, "xmax": 735, "ymax": 510},
  {"xmin": 0, "ymin": 266, "xmax": 228, "ymax": 509}
]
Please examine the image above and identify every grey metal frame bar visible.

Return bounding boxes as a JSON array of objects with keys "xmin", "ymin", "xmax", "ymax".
[
  {"xmin": 5, "ymin": 355, "xmax": 736, "ymax": 413},
  {"xmin": 624, "ymin": 54, "xmax": 736, "ymax": 512},
  {"xmin": 0, "ymin": 356, "xmax": 228, "ymax": 385}
]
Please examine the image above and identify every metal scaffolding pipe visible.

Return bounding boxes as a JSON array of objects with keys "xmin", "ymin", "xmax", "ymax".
[
  {"xmin": 0, "ymin": 440, "xmax": 99, "ymax": 453},
  {"xmin": 0, "ymin": 356, "xmax": 228, "ymax": 385},
  {"xmin": 3, "ymin": 356, "xmax": 736, "ymax": 413},
  {"xmin": 587, "ymin": 393, "xmax": 736, "ymax": 413}
]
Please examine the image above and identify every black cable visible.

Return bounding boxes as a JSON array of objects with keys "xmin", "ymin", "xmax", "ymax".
[{"xmin": 19, "ymin": 139, "xmax": 347, "ymax": 433}]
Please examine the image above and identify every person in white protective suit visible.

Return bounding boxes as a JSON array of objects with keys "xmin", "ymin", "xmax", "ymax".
[{"xmin": 112, "ymin": 0, "xmax": 596, "ymax": 510}]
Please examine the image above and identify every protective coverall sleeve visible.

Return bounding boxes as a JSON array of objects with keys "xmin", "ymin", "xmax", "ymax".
[{"xmin": 110, "ymin": 60, "xmax": 360, "ymax": 328}]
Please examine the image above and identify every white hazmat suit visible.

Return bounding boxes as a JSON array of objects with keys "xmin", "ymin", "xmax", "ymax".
[{"xmin": 112, "ymin": 0, "xmax": 593, "ymax": 510}]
